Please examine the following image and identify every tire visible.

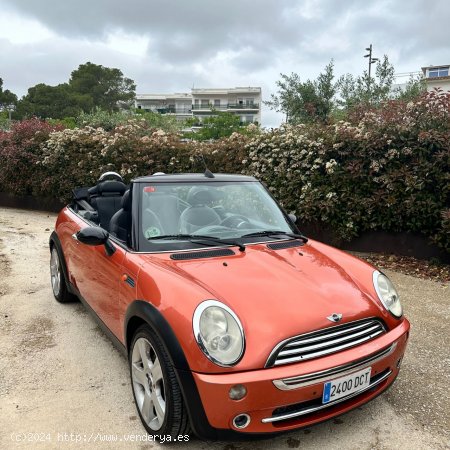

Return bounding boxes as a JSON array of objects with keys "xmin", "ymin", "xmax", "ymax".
[
  {"xmin": 49, "ymin": 246, "xmax": 75, "ymax": 303},
  {"xmin": 129, "ymin": 324, "xmax": 191, "ymax": 440}
]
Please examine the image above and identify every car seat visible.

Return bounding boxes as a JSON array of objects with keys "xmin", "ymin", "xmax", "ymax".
[
  {"xmin": 179, "ymin": 188, "xmax": 221, "ymax": 234},
  {"xmin": 109, "ymin": 190, "xmax": 132, "ymax": 242},
  {"xmin": 143, "ymin": 193, "xmax": 180, "ymax": 236},
  {"xmin": 88, "ymin": 180, "xmax": 127, "ymax": 230}
]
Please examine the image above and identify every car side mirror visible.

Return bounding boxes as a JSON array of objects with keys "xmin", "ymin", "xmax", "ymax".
[
  {"xmin": 288, "ymin": 213, "xmax": 297, "ymax": 224},
  {"xmin": 76, "ymin": 227, "xmax": 116, "ymax": 256}
]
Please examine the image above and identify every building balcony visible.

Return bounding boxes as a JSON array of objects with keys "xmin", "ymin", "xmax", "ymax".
[
  {"xmin": 191, "ymin": 103, "xmax": 259, "ymax": 111},
  {"xmin": 155, "ymin": 107, "xmax": 192, "ymax": 114}
]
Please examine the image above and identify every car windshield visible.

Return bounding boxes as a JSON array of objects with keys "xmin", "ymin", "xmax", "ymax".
[{"xmin": 138, "ymin": 181, "xmax": 295, "ymax": 251}]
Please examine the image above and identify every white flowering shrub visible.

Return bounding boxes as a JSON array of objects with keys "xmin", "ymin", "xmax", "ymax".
[
  {"xmin": 0, "ymin": 90, "xmax": 448, "ymax": 252},
  {"xmin": 243, "ymin": 90, "xmax": 450, "ymax": 251}
]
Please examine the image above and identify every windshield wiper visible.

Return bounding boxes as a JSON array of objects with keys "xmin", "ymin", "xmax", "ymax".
[
  {"xmin": 147, "ymin": 234, "xmax": 246, "ymax": 252},
  {"xmin": 241, "ymin": 230, "xmax": 308, "ymax": 243}
]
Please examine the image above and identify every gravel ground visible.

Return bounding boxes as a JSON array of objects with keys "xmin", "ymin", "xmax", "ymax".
[{"xmin": 0, "ymin": 207, "xmax": 449, "ymax": 450}]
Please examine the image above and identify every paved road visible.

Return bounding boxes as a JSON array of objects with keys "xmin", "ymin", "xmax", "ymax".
[{"xmin": 0, "ymin": 207, "xmax": 448, "ymax": 449}]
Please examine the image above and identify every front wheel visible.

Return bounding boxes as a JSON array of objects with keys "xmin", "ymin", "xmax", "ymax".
[
  {"xmin": 50, "ymin": 246, "xmax": 74, "ymax": 303},
  {"xmin": 129, "ymin": 325, "xmax": 191, "ymax": 439}
]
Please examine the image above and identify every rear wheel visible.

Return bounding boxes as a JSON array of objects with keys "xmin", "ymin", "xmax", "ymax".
[
  {"xmin": 50, "ymin": 246, "xmax": 73, "ymax": 303},
  {"xmin": 129, "ymin": 325, "xmax": 191, "ymax": 439}
]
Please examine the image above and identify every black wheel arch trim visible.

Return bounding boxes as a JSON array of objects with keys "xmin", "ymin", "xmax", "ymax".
[{"xmin": 125, "ymin": 300, "xmax": 246, "ymax": 440}]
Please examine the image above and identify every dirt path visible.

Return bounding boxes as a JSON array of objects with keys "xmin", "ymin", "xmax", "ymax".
[{"xmin": 0, "ymin": 207, "xmax": 448, "ymax": 449}]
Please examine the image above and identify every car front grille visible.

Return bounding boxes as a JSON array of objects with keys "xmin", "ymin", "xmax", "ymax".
[{"xmin": 266, "ymin": 318, "xmax": 386, "ymax": 367}]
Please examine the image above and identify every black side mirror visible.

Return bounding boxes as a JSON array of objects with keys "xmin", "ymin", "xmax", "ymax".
[
  {"xmin": 288, "ymin": 213, "xmax": 297, "ymax": 224},
  {"xmin": 76, "ymin": 227, "xmax": 116, "ymax": 256}
]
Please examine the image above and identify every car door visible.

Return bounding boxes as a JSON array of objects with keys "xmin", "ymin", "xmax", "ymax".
[{"xmin": 70, "ymin": 216, "xmax": 126, "ymax": 334}]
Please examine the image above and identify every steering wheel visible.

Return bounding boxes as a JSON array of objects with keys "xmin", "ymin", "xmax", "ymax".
[{"xmin": 220, "ymin": 214, "xmax": 251, "ymax": 229}]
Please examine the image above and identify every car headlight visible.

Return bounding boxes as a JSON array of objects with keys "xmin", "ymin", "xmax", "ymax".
[
  {"xmin": 193, "ymin": 300, "xmax": 245, "ymax": 367},
  {"xmin": 373, "ymin": 271, "xmax": 402, "ymax": 318}
]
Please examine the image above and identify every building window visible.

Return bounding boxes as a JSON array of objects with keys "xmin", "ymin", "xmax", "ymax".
[
  {"xmin": 214, "ymin": 99, "xmax": 220, "ymax": 107},
  {"xmin": 245, "ymin": 98, "xmax": 254, "ymax": 106},
  {"xmin": 245, "ymin": 115, "xmax": 254, "ymax": 123},
  {"xmin": 428, "ymin": 67, "xmax": 449, "ymax": 78},
  {"xmin": 201, "ymin": 99, "xmax": 209, "ymax": 107}
]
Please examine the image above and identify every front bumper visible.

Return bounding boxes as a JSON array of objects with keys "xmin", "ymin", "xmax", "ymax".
[{"xmin": 191, "ymin": 318, "xmax": 409, "ymax": 434}]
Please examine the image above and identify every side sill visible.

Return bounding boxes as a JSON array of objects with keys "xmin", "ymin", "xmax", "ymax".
[{"xmin": 72, "ymin": 285, "xmax": 127, "ymax": 358}]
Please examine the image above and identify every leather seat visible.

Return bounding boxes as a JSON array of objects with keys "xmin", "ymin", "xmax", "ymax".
[
  {"xmin": 179, "ymin": 188, "xmax": 221, "ymax": 234},
  {"xmin": 88, "ymin": 180, "xmax": 127, "ymax": 230},
  {"xmin": 110, "ymin": 190, "xmax": 132, "ymax": 242},
  {"xmin": 143, "ymin": 193, "xmax": 180, "ymax": 236}
]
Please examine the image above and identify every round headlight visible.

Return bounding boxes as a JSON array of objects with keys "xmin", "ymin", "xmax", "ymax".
[
  {"xmin": 373, "ymin": 271, "xmax": 402, "ymax": 318},
  {"xmin": 193, "ymin": 300, "xmax": 245, "ymax": 367}
]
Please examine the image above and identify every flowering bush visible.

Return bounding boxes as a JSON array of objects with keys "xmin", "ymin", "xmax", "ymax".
[
  {"xmin": 37, "ymin": 118, "xmax": 248, "ymax": 200},
  {"xmin": 244, "ymin": 90, "xmax": 450, "ymax": 252},
  {"xmin": 0, "ymin": 91, "xmax": 448, "ymax": 252},
  {"xmin": 0, "ymin": 118, "xmax": 63, "ymax": 196}
]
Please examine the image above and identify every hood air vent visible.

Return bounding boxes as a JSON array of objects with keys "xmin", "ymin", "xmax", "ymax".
[
  {"xmin": 267, "ymin": 240, "xmax": 304, "ymax": 250},
  {"xmin": 170, "ymin": 248, "xmax": 235, "ymax": 260}
]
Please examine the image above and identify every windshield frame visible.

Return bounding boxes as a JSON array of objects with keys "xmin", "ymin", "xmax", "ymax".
[{"xmin": 134, "ymin": 179, "xmax": 300, "ymax": 253}]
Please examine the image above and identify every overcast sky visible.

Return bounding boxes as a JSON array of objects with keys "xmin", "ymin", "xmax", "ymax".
[{"xmin": 0, "ymin": 0, "xmax": 449, "ymax": 126}]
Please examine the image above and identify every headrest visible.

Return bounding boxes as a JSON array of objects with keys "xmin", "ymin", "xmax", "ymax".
[
  {"xmin": 187, "ymin": 187, "xmax": 216, "ymax": 205},
  {"xmin": 121, "ymin": 190, "xmax": 132, "ymax": 211},
  {"xmin": 98, "ymin": 180, "xmax": 126, "ymax": 195},
  {"xmin": 144, "ymin": 192, "xmax": 179, "ymax": 210},
  {"xmin": 89, "ymin": 180, "xmax": 126, "ymax": 197}
]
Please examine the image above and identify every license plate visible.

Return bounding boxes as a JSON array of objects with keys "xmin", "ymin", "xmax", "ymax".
[{"xmin": 322, "ymin": 367, "xmax": 372, "ymax": 404}]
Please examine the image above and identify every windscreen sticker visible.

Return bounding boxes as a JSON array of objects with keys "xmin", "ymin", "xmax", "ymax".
[
  {"xmin": 144, "ymin": 186, "xmax": 156, "ymax": 192},
  {"xmin": 144, "ymin": 227, "xmax": 161, "ymax": 238}
]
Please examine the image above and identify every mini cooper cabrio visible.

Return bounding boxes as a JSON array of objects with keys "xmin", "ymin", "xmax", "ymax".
[{"xmin": 49, "ymin": 171, "xmax": 409, "ymax": 439}]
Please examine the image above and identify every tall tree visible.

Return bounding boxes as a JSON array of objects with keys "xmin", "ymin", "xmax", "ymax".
[
  {"xmin": 0, "ymin": 78, "xmax": 18, "ymax": 109},
  {"xmin": 69, "ymin": 62, "xmax": 136, "ymax": 111},
  {"xmin": 337, "ymin": 55, "xmax": 395, "ymax": 110},
  {"xmin": 394, "ymin": 75, "xmax": 427, "ymax": 102},
  {"xmin": 265, "ymin": 61, "xmax": 337, "ymax": 124},
  {"xmin": 15, "ymin": 83, "xmax": 87, "ymax": 119}
]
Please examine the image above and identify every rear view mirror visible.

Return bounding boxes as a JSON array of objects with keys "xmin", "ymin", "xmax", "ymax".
[{"xmin": 76, "ymin": 227, "xmax": 116, "ymax": 256}]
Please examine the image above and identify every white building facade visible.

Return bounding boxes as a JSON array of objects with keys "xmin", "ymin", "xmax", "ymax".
[
  {"xmin": 422, "ymin": 65, "xmax": 450, "ymax": 92},
  {"xmin": 135, "ymin": 87, "xmax": 262, "ymax": 124}
]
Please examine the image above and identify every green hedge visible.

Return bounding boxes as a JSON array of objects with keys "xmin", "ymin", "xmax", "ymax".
[{"xmin": 0, "ymin": 91, "xmax": 449, "ymax": 252}]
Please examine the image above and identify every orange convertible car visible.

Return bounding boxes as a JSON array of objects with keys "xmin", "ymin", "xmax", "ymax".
[{"xmin": 49, "ymin": 171, "xmax": 409, "ymax": 439}]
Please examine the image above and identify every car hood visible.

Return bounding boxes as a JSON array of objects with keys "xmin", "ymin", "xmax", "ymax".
[{"xmin": 141, "ymin": 240, "xmax": 384, "ymax": 367}]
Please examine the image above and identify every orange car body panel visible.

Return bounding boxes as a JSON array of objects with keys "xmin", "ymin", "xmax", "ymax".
[{"xmin": 54, "ymin": 203, "xmax": 410, "ymax": 434}]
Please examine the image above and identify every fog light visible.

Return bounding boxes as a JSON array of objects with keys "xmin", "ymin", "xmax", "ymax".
[
  {"xmin": 229, "ymin": 384, "xmax": 247, "ymax": 400},
  {"xmin": 232, "ymin": 413, "xmax": 250, "ymax": 429}
]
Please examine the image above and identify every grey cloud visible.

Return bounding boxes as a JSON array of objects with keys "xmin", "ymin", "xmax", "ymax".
[{"xmin": 1, "ymin": 0, "xmax": 450, "ymax": 127}]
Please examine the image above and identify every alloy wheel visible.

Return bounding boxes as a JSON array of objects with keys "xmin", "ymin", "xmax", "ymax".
[
  {"xmin": 131, "ymin": 337, "xmax": 166, "ymax": 430},
  {"xmin": 50, "ymin": 248, "xmax": 61, "ymax": 297}
]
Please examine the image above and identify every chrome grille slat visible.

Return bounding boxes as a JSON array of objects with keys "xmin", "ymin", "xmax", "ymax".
[
  {"xmin": 284, "ymin": 321, "xmax": 376, "ymax": 347},
  {"xmin": 266, "ymin": 318, "xmax": 386, "ymax": 367},
  {"xmin": 278, "ymin": 324, "xmax": 382, "ymax": 356}
]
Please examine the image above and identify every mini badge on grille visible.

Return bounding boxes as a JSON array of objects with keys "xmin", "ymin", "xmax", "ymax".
[{"xmin": 327, "ymin": 313, "xmax": 343, "ymax": 322}]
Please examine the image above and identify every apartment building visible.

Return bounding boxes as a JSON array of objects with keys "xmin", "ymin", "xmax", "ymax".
[
  {"xmin": 134, "ymin": 93, "xmax": 192, "ymax": 121},
  {"xmin": 422, "ymin": 65, "xmax": 450, "ymax": 92},
  {"xmin": 135, "ymin": 87, "xmax": 262, "ymax": 124}
]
